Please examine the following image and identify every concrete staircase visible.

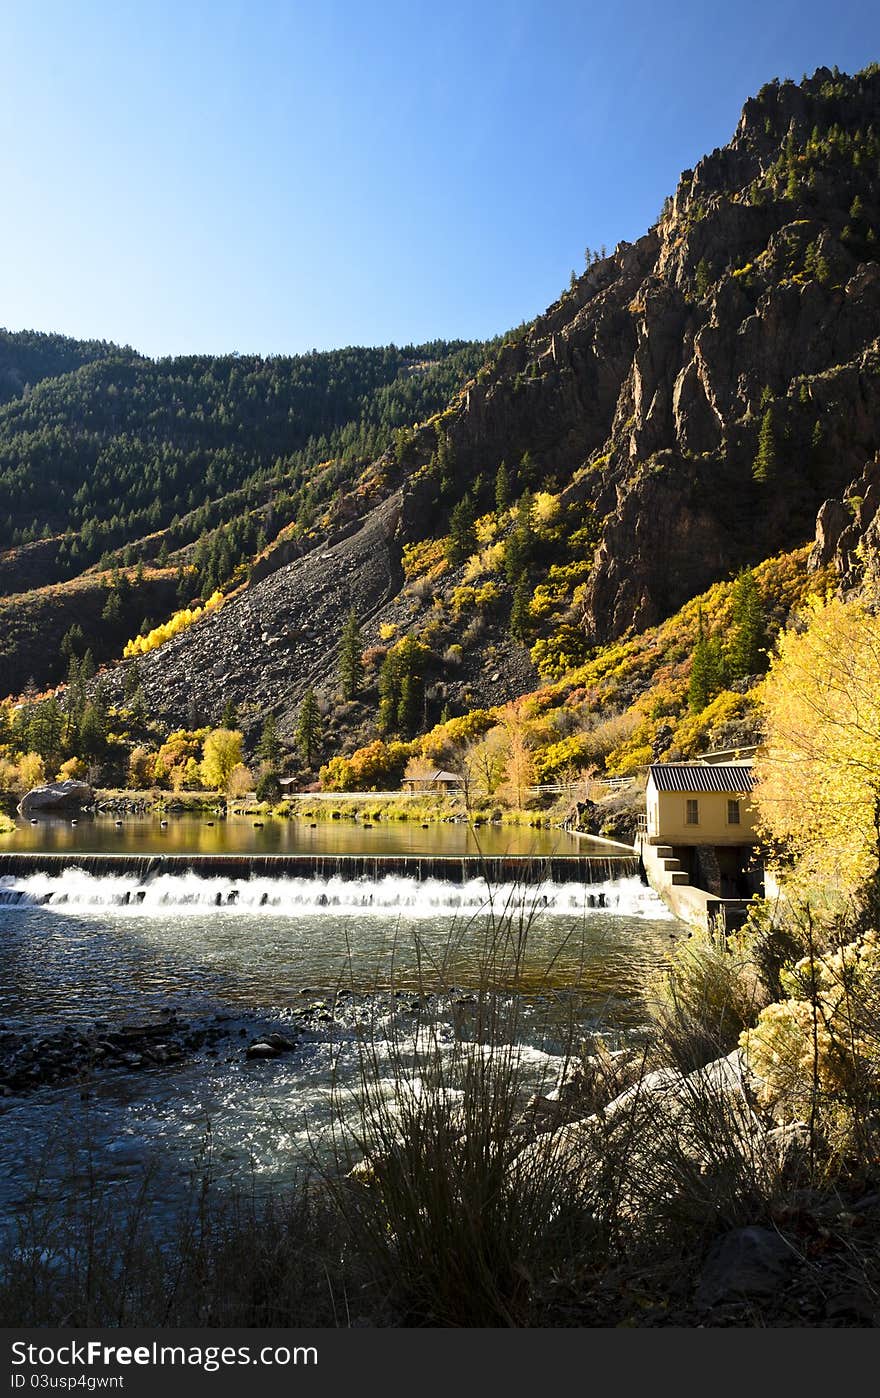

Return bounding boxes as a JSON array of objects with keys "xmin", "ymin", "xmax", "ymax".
[{"xmin": 652, "ymin": 845, "xmax": 689, "ymax": 885}]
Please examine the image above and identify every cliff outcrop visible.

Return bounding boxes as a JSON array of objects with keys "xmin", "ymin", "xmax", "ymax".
[{"xmin": 93, "ymin": 66, "xmax": 880, "ymax": 738}]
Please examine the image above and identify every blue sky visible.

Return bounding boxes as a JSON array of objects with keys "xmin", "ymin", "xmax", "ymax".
[{"xmin": 1, "ymin": 0, "xmax": 877, "ymax": 358}]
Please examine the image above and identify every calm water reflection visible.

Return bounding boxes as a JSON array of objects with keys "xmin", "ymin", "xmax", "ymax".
[{"xmin": 4, "ymin": 811, "xmax": 604, "ymax": 858}]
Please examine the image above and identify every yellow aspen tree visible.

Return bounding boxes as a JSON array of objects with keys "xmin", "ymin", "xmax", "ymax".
[
  {"xmin": 754, "ymin": 595, "xmax": 880, "ymax": 892},
  {"xmin": 200, "ymin": 729, "xmax": 244, "ymax": 792}
]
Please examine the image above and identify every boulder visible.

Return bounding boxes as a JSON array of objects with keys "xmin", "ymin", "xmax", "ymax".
[
  {"xmin": 18, "ymin": 781, "xmax": 93, "ymax": 817},
  {"xmin": 695, "ymin": 1226, "xmax": 796, "ymax": 1308}
]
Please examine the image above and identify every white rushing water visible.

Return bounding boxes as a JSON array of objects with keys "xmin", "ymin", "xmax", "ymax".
[
  {"xmin": 0, "ymin": 869, "xmax": 673, "ymax": 919},
  {"xmin": 0, "ymin": 868, "xmax": 681, "ymax": 1238},
  {"xmin": 0, "ymin": 996, "xmax": 574, "ymax": 1226}
]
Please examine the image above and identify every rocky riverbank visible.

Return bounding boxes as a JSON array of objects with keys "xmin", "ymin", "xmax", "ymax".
[{"xmin": 0, "ymin": 999, "xmax": 352, "ymax": 1099}]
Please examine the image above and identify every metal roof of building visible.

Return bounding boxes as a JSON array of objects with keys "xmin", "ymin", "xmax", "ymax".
[
  {"xmin": 405, "ymin": 769, "xmax": 461, "ymax": 784},
  {"xmin": 647, "ymin": 763, "xmax": 755, "ymax": 794}
]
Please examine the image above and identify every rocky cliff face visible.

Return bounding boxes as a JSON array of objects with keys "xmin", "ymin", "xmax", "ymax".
[
  {"xmin": 395, "ymin": 65, "xmax": 880, "ymax": 638},
  {"xmin": 105, "ymin": 66, "xmax": 880, "ymax": 739},
  {"xmin": 809, "ymin": 451, "xmax": 880, "ymax": 597}
]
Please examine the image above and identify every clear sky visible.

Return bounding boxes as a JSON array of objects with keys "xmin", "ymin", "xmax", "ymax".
[{"xmin": 1, "ymin": 0, "xmax": 877, "ymax": 359}]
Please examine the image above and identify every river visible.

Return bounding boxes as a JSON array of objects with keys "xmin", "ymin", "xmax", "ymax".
[{"xmin": 0, "ymin": 815, "xmax": 681, "ymax": 1238}]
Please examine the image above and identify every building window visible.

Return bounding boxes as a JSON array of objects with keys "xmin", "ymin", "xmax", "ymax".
[
  {"xmin": 685, "ymin": 799, "xmax": 699, "ymax": 825},
  {"xmin": 727, "ymin": 799, "xmax": 741, "ymax": 825}
]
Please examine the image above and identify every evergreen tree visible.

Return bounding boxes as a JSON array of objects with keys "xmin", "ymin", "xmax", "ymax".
[
  {"xmin": 296, "ymin": 688, "xmax": 322, "ymax": 767},
  {"xmin": 688, "ymin": 614, "xmax": 724, "ymax": 712},
  {"xmin": 446, "ymin": 492, "xmax": 476, "ymax": 566},
  {"xmin": 221, "ymin": 698, "xmax": 238, "ymax": 729},
  {"xmin": 494, "ymin": 461, "xmax": 510, "ymax": 513},
  {"xmin": 504, "ymin": 491, "xmax": 536, "ymax": 584},
  {"xmin": 255, "ymin": 767, "xmax": 281, "ymax": 802},
  {"xmin": 695, "ymin": 258, "xmax": 711, "ymax": 298},
  {"xmin": 726, "ymin": 569, "xmax": 766, "ymax": 678},
  {"xmin": 26, "ymin": 698, "xmax": 65, "ymax": 769},
  {"xmin": 753, "ymin": 408, "xmax": 777, "ymax": 483},
  {"xmin": 60, "ymin": 624, "xmax": 85, "ymax": 661},
  {"xmin": 256, "ymin": 713, "xmax": 281, "ymax": 767},
  {"xmin": 510, "ymin": 577, "xmax": 532, "ymax": 641},
  {"xmin": 518, "ymin": 452, "xmax": 538, "ymax": 489},
  {"xmin": 338, "ymin": 608, "xmax": 364, "ymax": 700},
  {"xmin": 397, "ymin": 673, "xmax": 421, "ymax": 738},
  {"xmin": 377, "ymin": 636, "xmax": 428, "ymax": 737},
  {"xmin": 101, "ymin": 588, "xmax": 122, "ymax": 624},
  {"xmin": 78, "ymin": 701, "xmax": 107, "ymax": 762}
]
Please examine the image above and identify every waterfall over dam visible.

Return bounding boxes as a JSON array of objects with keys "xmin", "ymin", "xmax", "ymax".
[{"xmin": 0, "ymin": 851, "xmax": 638, "ymax": 885}]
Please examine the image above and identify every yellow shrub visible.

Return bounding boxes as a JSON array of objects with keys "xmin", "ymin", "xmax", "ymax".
[
  {"xmin": 532, "ymin": 492, "xmax": 562, "ymax": 535},
  {"xmin": 450, "ymin": 585, "xmax": 476, "ymax": 617},
  {"xmin": 475, "ymin": 581, "xmax": 503, "ymax": 609},
  {"xmin": 462, "ymin": 541, "xmax": 506, "ymax": 582},
  {"xmin": 607, "ymin": 743, "xmax": 653, "ymax": 776},
  {"xmin": 670, "ymin": 689, "xmax": 759, "ymax": 757},
  {"xmin": 475, "ymin": 513, "xmax": 499, "ymax": 545},
  {"xmin": 420, "ymin": 709, "xmax": 496, "ymax": 760},
  {"xmin": 124, "ymin": 591, "xmax": 223, "ymax": 658},
  {"xmin": 17, "ymin": 752, "xmax": 46, "ymax": 789},
  {"xmin": 402, "ymin": 538, "xmax": 447, "ymax": 579},
  {"xmin": 320, "ymin": 739, "xmax": 416, "ymax": 791},
  {"xmin": 741, "ymin": 930, "xmax": 880, "ymax": 1131},
  {"xmin": 57, "ymin": 756, "xmax": 87, "ymax": 782}
]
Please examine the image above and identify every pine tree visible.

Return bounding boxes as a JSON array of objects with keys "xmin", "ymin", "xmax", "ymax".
[
  {"xmin": 377, "ymin": 637, "xmax": 427, "ymax": 737},
  {"xmin": 60, "ymin": 625, "xmax": 85, "ymax": 661},
  {"xmin": 101, "ymin": 588, "xmax": 122, "ymax": 624},
  {"xmin": 753, "ymin": 408, "xmax": 777, "ymax": 483},
  {"xmin": 339, "ymin": 609, "xmax": 363, "ymax": 700},
  {"xmin": 78, "ymin": 701, "xmax": 107, "ymax": 762},
  {"xmin": 221, "ymin": 698, "xmax": 238, "ymax": 729},
  {"xmin": 494, "ymin": 461, "xmax": 510, "ymax": 513},
  {"xmin": 124, "ymin": 664, "xmax": 141, "ymax": 700},
  {"xmin": 446, "ymin": 493, "xmax": 476, "ymax": 566},
  {"xmin": 688, "ymin": 614, "xmax": 724, "ymax": 712},
  {"xmin": 510, "ymin": 577, "xmax": 532, "ymax": 641},
  {"xmin": 726, "ymin": 569, "xmax": 766, "ymax": 679},
  {"xmin": 296, "ymin": 688, "xmax": 322, "ymax": 768},
  {"xmin": 256, "ymin": 714, "xmax": 281, "ymax": 767},
  {"xmin": 504, "ymin": 492, "xmax": 536, "ymax": 584},
  {"xmin": 397, "ymin": 673, "xmax": 421, "ymax": 738},
  {"xmin": 695, "ymin": 258, "xmax": 711, "ymax": 298}
]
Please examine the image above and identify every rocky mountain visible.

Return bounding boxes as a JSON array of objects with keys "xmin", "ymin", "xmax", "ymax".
[
  {"xmin": 391, "ymin": 64, "xmax": 880, "ymax": 639},
  {"xmin": 4, "ymin": 65, "xmax": 880, "ymax": 770},
  {"xmin": 99, "ymin": 64, "xmax": 880, "ymax": 752}
]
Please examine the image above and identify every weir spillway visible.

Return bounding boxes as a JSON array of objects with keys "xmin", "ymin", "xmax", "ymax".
[{"xmin": 0, "ymin": 852, "xmax": 638, "ymax": 885}]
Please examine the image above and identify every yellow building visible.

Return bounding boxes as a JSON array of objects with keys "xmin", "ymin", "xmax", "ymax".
[
  {"xmin": 645, "ymin": 762, "xmax": 756, "ymax": 846},
  {"xmin": 643, "ymin": 762, "xmax": 760, "ymax": 903}
]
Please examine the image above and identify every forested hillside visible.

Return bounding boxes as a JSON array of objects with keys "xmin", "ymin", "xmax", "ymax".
[
  {"xmin": 1, "ymin": 64, "xmax": 879, "ymax": 794},
  {"xmin": 84, "ymin": 63, "xmax": 880, "ymax": 765},
  {"xmin": 0, "ymin": 337, "xmax": 491, "ymax": 691}
]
